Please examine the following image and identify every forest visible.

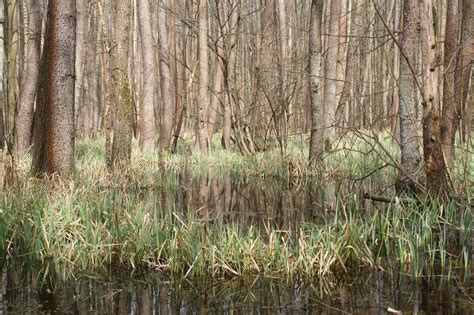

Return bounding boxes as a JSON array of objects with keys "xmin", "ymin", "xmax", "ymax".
[{"xmin": 0, "ymin": 0, "xmax": 472, "ymax": 313}]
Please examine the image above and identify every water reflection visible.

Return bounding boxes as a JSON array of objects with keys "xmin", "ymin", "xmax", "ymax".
[{"xmin": 1, "ymin": 265, "xmax": 472, "ymax": 314}]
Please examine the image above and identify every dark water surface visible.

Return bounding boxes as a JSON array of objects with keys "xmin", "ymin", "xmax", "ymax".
[
  {"xmin": 1, "ymin": 269, "xmax": 472, "ymax": 314},
  {"xmin": 2, "ymin": 173, "xmax": 473, "ymax": 313}
]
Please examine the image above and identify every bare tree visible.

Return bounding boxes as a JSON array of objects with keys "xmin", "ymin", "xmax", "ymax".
[
  {"xmin": 110, "ymin": 0, "xmax": 134, "ymax": 165},
  {"xmin": 397, "ymin": 0, "xmax": 422, "ymax": 194},
  {"xmin": 419, "ymin": 0, "xmax": 447, "ymax": 195},
  {"xmin": 14, "ymin": 0, "xmax": 43, "ymax": 156},
  {"xmin": 309, "ymin": 0, "xmax": 324, "ymax": 165},
  {"xmin": 137, "ymin": 0, "xmax": 157, "ymax": 152},
  {"xmin": 31, "ymin": 0, "xmax": 76, "ymax": 176},
  {"xmin": 197, "ymin": 0, "xmax": 209, "ymax": 152}
]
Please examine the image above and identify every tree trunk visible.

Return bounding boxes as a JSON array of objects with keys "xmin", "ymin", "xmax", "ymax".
[
  {"xmin": 453, "ymin": 0, "xmax": 474, "ymax": 144},
  {"xmin": 4, "ymin": 0, "xmax": 19, "ymax": 150},
  {"xmin": 323, "ymin": 0, "xmax": 341, "ymax": 146},
  {"xmin": 31, "ymin": 0, "xmax": 76, "ymax": 177},
  {"xmin": 15, "ymin": 0, "xmax": 43, "ymax": 156},
  {"xmin": 309, "ymin": 0, "xmax": 324, "ymax": 165},
  {"xmin": 137, "ymin": 0, "xmax": 157, "ymax": 152},
  {"xmin": 110, "ymin": 0, "xmax": 134, "ymax": 166},
  {"xmin": 397, "ymin": 0, "xmax": 422, "ymax": 194},
  {"xmin": 157, "ymin": 0, "xmax": 174, "ymax": 152},
  {"xmin": 197, "ymin": 0, "xmax": 209, "ymax": 152},
  {"xmin": 440, "ymin": 0, "xmax": 458, "ymax": 167},
  {"xmin": 74, "ymin": 0, "xmax": 88, "ymax": 134},
  {"xmin": 419, "ymin": 0, "xmax": 448, "ymax": 196}
]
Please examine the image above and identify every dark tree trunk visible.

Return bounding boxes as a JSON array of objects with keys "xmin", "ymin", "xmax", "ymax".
[{"xmin": 32, "ymin": 0, "xmax": 76, "ymax": 176}]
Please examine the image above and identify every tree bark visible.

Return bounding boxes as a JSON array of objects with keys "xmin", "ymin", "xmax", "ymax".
[
  {"xmin": 440, "ymin": 0, "xmax": 458, "ymax": 167},
  {"xmin": 31, "ymin": 0, "xmax": 76, "ymax": 177},
  {"xmin": 157, "ymin": 0, "xmax": 174, "ymax": 152},
  {"xmin": 397, "ymin": 0, "xmax": 422, "ymax": 194},
  {"xmin": 197, "ymin": 0, "xmax": 209, "ymax": 152},
  {"xmin": 110, "ymin": 0, "xmax": 134, "ymax": 166},
  {"xmin": 309, "ymin": 0, "xmax": 324, "ymax": 165},
  {"xmin": 419, "ymin": 0, "xmax": 448, "ymax": 196},
  {"xmin": 137, "ymin": 0, "xmax": 157, "ymax": 152},
  {"xmin": 4, "ymin": 0, "xmax": 19, "ymax": 150},
  {"xmin": 323, "ymin": 0, "xmax": 341, "ymax": 145},
  {"xmin": 15, "ymin": 0, "xmax": 43, "ymax": 156},
  {"xmin": 74, "ymin": 0, "xmax": 88, "ymax": 134}
]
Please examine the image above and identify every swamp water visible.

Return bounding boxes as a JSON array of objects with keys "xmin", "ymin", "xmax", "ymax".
[{"xmin": 1, "ymin": 172, "xmax": 473, "ymax": 313}]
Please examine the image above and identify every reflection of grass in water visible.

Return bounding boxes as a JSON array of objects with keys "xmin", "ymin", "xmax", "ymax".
[
  {"xmin": 0, "ymin": 173, "xmax": 471, "ymax": 281},
  {"xmin": 1, "ymin": 133, "xmax": 471, "ymax": 280}
]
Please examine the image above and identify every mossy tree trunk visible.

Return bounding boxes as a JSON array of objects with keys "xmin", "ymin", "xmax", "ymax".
[
  {"xmin": 110, "ymin": 0, "xmax": 134, "ymax": 166},
  {"xmin": 31, "ymin": 0, "xmax": 76, "ymax": 177}
]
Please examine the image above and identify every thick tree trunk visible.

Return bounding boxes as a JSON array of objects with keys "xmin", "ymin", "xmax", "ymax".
[
  {"xmin": 110, "ymin": 0, "xmax": 134, "ymax": 166},
  {"xmin": 309, "ymin": 0, "xmax": 324, "ymax": 165},
  {"xmin": 15, "ymin": 0, "xmax": 43, "ymax": 156},
  {"xmin": 397, "ymin": 0, "xmax": 422, "ymax": 194},
  {"xmin": 157, "ymin": 0, "xmax": 174, "ymax": 152},
  {"xmin": 31, "ymin": 0, "xmax": 76, "ymax": 177},
  {"xmin": 137, "ymin": 0, "xmax": 157, "ymax": 152},
  {"xmin": 197, "ymin": 0, "xmax": 209, "ymax": 152}
]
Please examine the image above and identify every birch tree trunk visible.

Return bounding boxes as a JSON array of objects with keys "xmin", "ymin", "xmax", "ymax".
[
  {"xmin": 32, "ymin": 0, "xmax": 76, "ymax": 176},
  {"xmin": 137, "ymin": 0, "xmax": 157, "ymax": 152}
]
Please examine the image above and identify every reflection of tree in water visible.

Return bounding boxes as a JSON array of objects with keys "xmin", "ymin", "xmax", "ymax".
[{"xmin": 2, "ymin": 269, "xmax": 471, "ymax": 313}]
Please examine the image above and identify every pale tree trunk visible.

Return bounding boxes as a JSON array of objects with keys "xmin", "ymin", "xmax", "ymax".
[
  {"xmin": 137, "ymin": 0, "xmax": 157, "ymax": 152},
  {"xmin": 110, "ymin": 0, "xmax": 134, "ymax": 166},
  {"xmin": 335, "ymin": 0, "xmax": 347, "ymax": 133},
  {"xmin": 14, "ymin": 0, "xmax": 42, "ymax": 156},
  {"xmin": 309, "ymin": 0, "xmax": 324, "ymax": 165},
  {"xmin": 391, "ymin": 0, "xmax": 401, "ymax": 137},
  {"xmin": 440, "ymin": 0, "xmax": 458, "ymax": 168},
  {"xmin": 221, "ymin": 0, "xmax": 238, "ymax": 150},
  {"xmin": 97, "ymin": 0, "xmax": 112, "ymax": 167},
  {"xmin": 32, "ymin": 0, "xmax": 76, "ymax": 177},
  {"xmin": 74, "ymin": 0, "xmax": 88, "ymax": 133},
  {"xmin": 157, "ymin": 0, "xmax": 174, "ymax": 151},
  {"xmin": 323, "ymin": 0, "xmax": 341, "ymax": 146},
  {"xmin": 4, "ymin": 0, "xmax": 19, "ymax": 150},
  {"xmin": 397, "ymin": 0, "xmax": 422, "ymax": 194},
  {"xmin": 197, "ymin": 0, "xmax": 209, "ymax": 152},
  {"xmin": 419, "ymin": 0, "xmax": 448, "ymax": 196}
]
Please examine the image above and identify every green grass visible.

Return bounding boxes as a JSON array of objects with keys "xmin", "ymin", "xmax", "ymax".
[{"xmin": 0, "ymin": 133, "xmax": 472, "ymax": 281}]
